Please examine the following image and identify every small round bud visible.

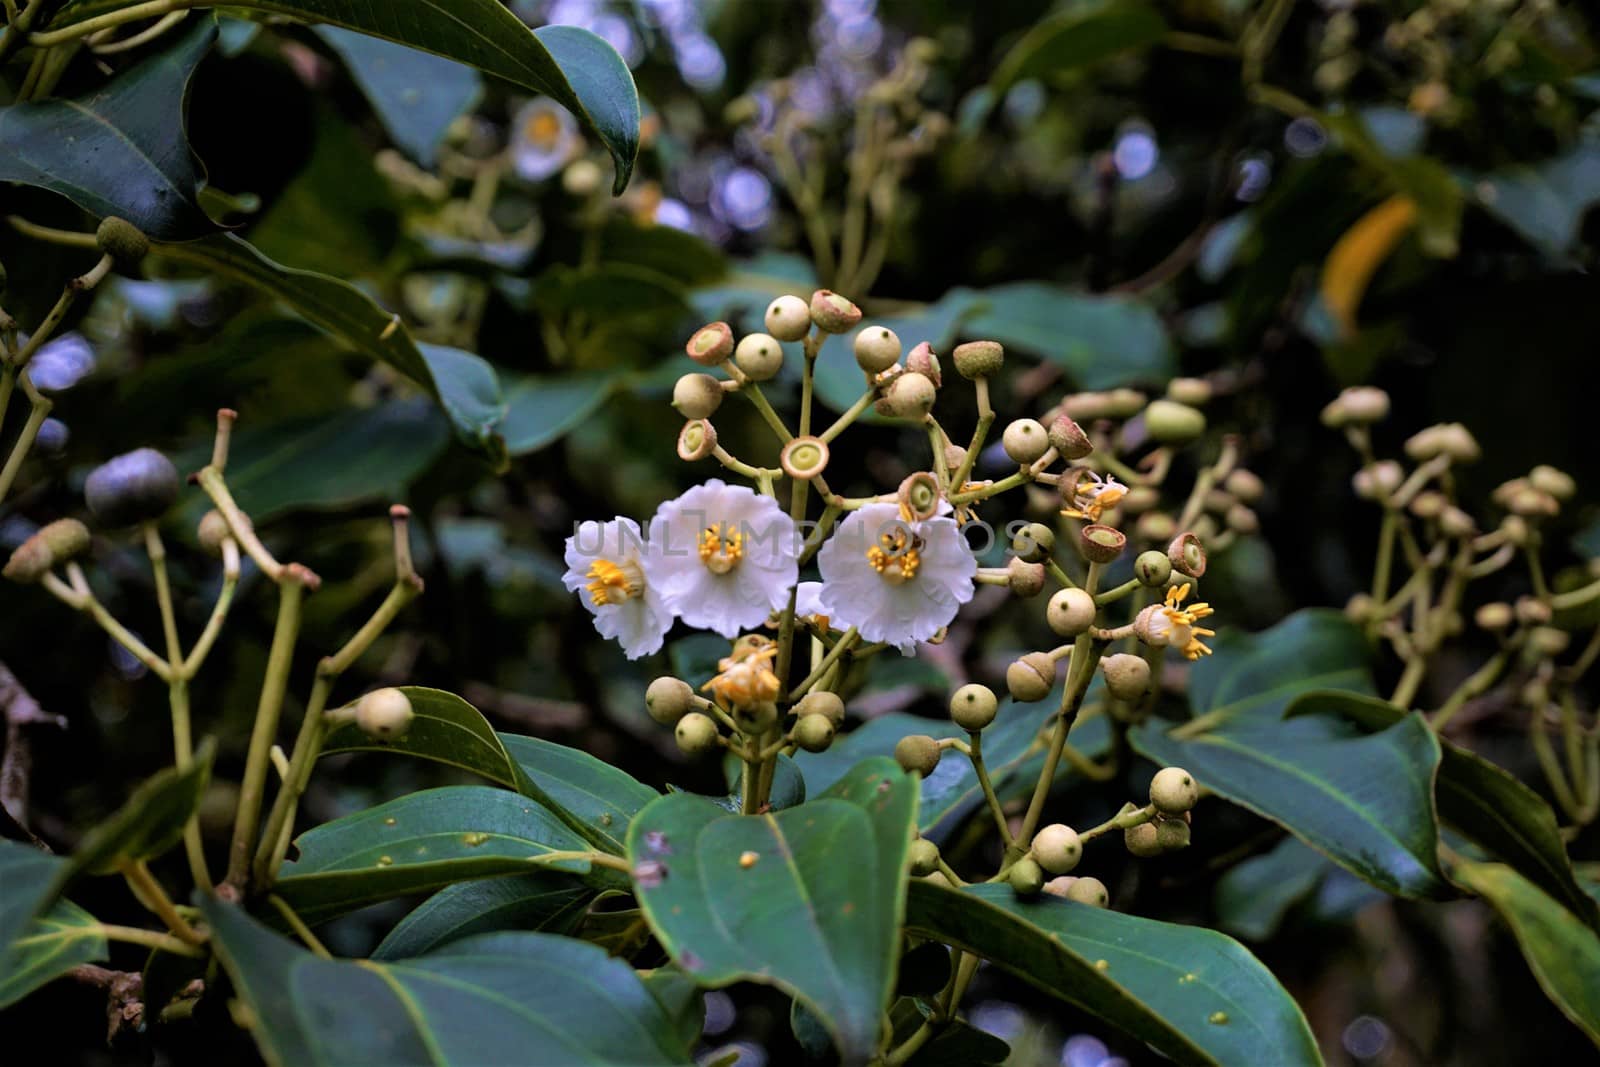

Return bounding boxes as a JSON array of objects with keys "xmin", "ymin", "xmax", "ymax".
[
  {"xmin": 943, "ymin": 443, "xmax": 968, "ymax": 473},
  {"xmin": 1008, "ymin": 856, "xmax": 1045, "ymax": 896},
  {"xmin": 908, "ymin": 838, "xmax": 941, "ymax": 877},
  {"xmin": 96, "ymin": 216, "xmax": 150, "ymax": 271},
  {"xmin": 674, "ymin": 712, "xmax": 720, "ymax": 755},
  {"xmin": 1225, "ymin": 504, "xmax": 1260, "ymax": 536},
  {"xmin": 809, "ymin": 289, "xmax": 862, "ymax": 333},
  {"xmin": 950, "ymin": 683, "xmax": 999, "ymax": 732},
  {"xmin": 1047, "ymin": 587, "xmax": 1097, "ymax": 637},
  {"xmin": 677, "ymin": 419, "xmax": 718, "ymax": 462},
  {"xmin": 1134, "ymin": 550, "xmax": 1173, "ymax": 587},
  {"xmin": 1500, "ymin": 515, "xmax": 1531, "ymax": 548},
  {"xmin": 1474, "ymin": 602, "xmax": 1513, "ymax": 631},
  {"xmin": 645, "ymin": 676, "xmax": 694, "ymax": 725},
  {"xmin": 4, "ymin": 518, "xmax": 91, "ymax": 583},
  {"xmin": 1338, "ymin": 386, "xmax": 1391, "ymax": 424},
  {"xmin": 1136, "ymin": 511, "xmax": 1176, "ymax": 544},
  {"xmin": 561, "ymin": 158, "xmax": 603, "ymax": 196},
  {"xmin": 897, "ymin": 471, "xmax": 942, "ymax": 521},
  {"xmin": 1345, "ymin": 593, "xmax": 1377, "ymax": 624},
  {"xmin": 1439, "ymin": 506, "xmax": 1475, "ymax": 539},
  {"xmin": 794, "ymin": 690, "xmax": 846, "ymax": 726},
  {"xmin": 1007, "ymin": 557, "xmax": 1046, "ymax": 598},
  {"xmin": 853, "ymin": 326, "xmax": 902, "ymax": 373},
  {"xmin": 733, "ymin": 700, "xmax": 779, "ymax": 734},
  {"xmin": 1006, "ymin": 652, "xmax": 1056, "ymax": 702},
  {"xmin": 734, "ymin": 332, "xmax": 784, "ymax": 381},
  {"xmin": 1031, "ymin": 824, "xmax": 1082, "ymax": 874},
  {"xmin": 1154, "ymin": 818, "xmax": 1191, "ymax": 851},
  {"xmin": 951, "ymin": 340, "xmax": 1003, "ymax": 380},
  {"xmin": 1529, "ymin": 465, "xmax": 1576, "ymax": 501},
  {"xmin": 1436, "ymin": 423, "xmax": 1481, "ymax": 463},
  {"xmin": 1515, "ymin": 596, "xmax": 1552, "ymax": 626},
  {"xmin": 355, "ymin": 687, "xmax": 415, "ymax": 742},
  {"xmin": 1047, "ymin": 414, "xmax": 1093, "ymax": 461},
  {"xmin": 1530, "ymin": 627, "xmax": 1570, "ymax": 657},
  {"xmin": 1508, "ymin": 486, "xmax": 1559, "ymax": 518},
  {"xmin": 1101, "ymin": 653, "xmax": 1151, "ymax": 701},
  {"xmin": 1168, "ymin": 532, "xmax": 1207, "ymax": 578},
  {"xmin": 1143, "ymin": 400, "xmax": 1207, "ymax": 445},
  {"xmin": 1078, "ymin": 524, "xmax": 1127, "ymax": 565},
  {"xmin": 780, "ymin": 435, "xmax": 830, "ymax": 481},
  {"xmin": 1352, "ymin": 461, "xmax": 1403, "ymax": 501},
  {"xmin": 685, "ymin": 322, "xmax": 734, "ymax": 365},
  {"xmin": 879, "ymin": 372, "xmax": 937, "ymax": 419},
  {"xmin": 1224, "ymin": 469, "xmax": 1264, "ymax": 503},
  {"xmin": 1409, "ymin": 491, "xmax": 1447, "ymax": 520},
  {"xmin": 793, "ymin": 713, "xmax": 836, "ymax": 752},
  {"xmin": 672, "ymin": 373, "xmax": 723, "ymax": 420},
  {"xmin": 894, "ymin": 734, "xmax": 943, "ymax": 776},
  {"xmin": 1043, "ymin": 876, "xmax": 1077, "ymax": 897},
  {"xmin": 1124, "ymin": 821, "xmax": 1162, "ymax": 857},
  {"xmin": 1166, "ymin": 377, "xmax": 1213, "ymax": 406},
  {"xmin": 1105, "ymin": 390, "xmax": 1148, "ymax": 419},
  {"xmin": 1002, "ymin": 419, "xmax": 1050, "ymax": 465},
  {"xmin": 197, "ymin": 509, "xmax": 243, "ymax": 556},
  {"xmin": 85, "ymin": 448, "xmax": 180, "ymax": 527},
  {"xmin": 905, "ymin": 342, "xmax": 942, "ymax": 387},
  {"xmin": 1064, "ymin": 876, "xmax": 1109, "ymax": 907},
  {"xmin": 1150, "ymin": 766, "xmax": 1199, "ymax": 813},
  {"xmin": 764, "ymin": 295, "xmax": 811, "ymax": 342},
  {"xmin": 1011, "ymin": 521, "xmax": 1055, "ymax": 563}
]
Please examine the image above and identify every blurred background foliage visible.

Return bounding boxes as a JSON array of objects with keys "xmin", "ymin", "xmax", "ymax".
[{"xmin": 3, "ymin": 0, "xmax": 1600, "ymax": 1063}]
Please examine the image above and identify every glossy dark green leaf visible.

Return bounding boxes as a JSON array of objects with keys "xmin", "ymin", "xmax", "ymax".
[
  {"xmin": 628, "ymin": 758, "xmax": 918, "ymax": 1063},
  {"xmin": 1185, "ymin": 609, "xmax": 1376, "ymax": 731},
  {"xmin": 321, "ymin": 686, "xmax": 522, "ymax": 790},
  {"xmin": 643, "ymin": 967, "xmax": 706, "ymax": 1052},
  {"xmin": 315, "ymin": 26, "xmax": 482, "ymax": 167},
  {"xmin": 1214, "ymin": 837, "xmax": 1336, "ymax": 942},
  {"xmin": 200, "ymin": 898, "xmax": 693, "ymax": 1065},
  {"xmin": 602, "ymin": 219, "xmax": 727, "ymax": 287},
  {"xmin": 991, "ymin": 3, "xmax": 1168, "ymax": 91},
  {"xmin": 532, "ymin": 263, "xmax": 690, "ymax": 318},
  {"xmin": 501, "ymin": 733, "xmax": 660, "ymax": 855},
  {"xmin": 0, "ymin": 19, "xmax": 215, "ymax": 239},
  {"xmin": 0, "ymin": 899, "xmax": 107, "ymax": 1009},
  {"xmin": 274, "ymin": 785, "xmax": 609, "ymax": 924},
  {"xmin": 150, "ymin": 234, "xmax": 507, "ymax": 462},
  {"xmin": 1470, "ymin": 145, "xmax": 1600, "ymax": 260},
  {"xmin": 0, "ymin": 841, "xmax": 68, "ymax": 979},
  {"xmin": 74, "ymin": 738, "xmax": 215, "ymax": 875},
  {"xmin": 499, "ymin": 372, "xmax": 624, "ymax": 456},
  {"xmin": 888, "ymin": 997, "xmax": 1010, "ymax": 1066},
  {"xmin": 905, "ymin": 881, "xmax": 1323, "ymax": 1066},
  {"xmin": 958, "ymin": 283, "xmax": 1174, "ymax": 388},
  {"xmin": 720, "ymin": 753, "xmax": 807, "ymax": 812},
  {"xmin": 1450, "ymin": 859, "xmax": 1600, "ymax": 1047},
  {"xmin": 372, "ymin": 872, "xmax": 593, "ymax": 959},
  {"xmin": 1289, "ymin": 689, "xmax": 1600, "ymax": 926},
  {"xmin": 47, "ymin": 1, "xmax": 640, "ymax": 190}
]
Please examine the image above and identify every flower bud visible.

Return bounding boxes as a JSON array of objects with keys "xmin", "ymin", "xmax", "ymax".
[
  {"xmin": 1225, "ymin": 504, "xmax": 1259, "ymax": 535},
  {"xmin": 943, "ymin": 443, "xmax": 968, "ymax": 473},
  {"xmin": 1345, "ymin": 593, "xmax": 1377, "ymax": 624},
  {"xmin": 1508, "ymin": 487, "xmax": 1559, "ymax": 518},
  {"xmin": 878, "ymin": 371, "xmax": 937, "ymax": 419},
  {"xmin": 897, "ymin": 471, "xmax": 941, "ymax": 521},
  {"xmin": 1047, "ymin": 414, "xmax": 1093, "ymax": 461},
  {"xmin": 1101, "ymin": 653, "xmax": 1151, "ymax": 701},
  {"xmin": 675, "ymin": 712, "xmax": 720, "ymax": 755},
  {"xmin": 1002, "ymin": 418, "xmax": 1049, "ymax": 465},
  {"xmin": 85, "ymin": 448, "xmax": 180, "ymax": 527},
  {"xmin": 1136, "ymin": 511, "xmax": 1176, "ymax": 543},
  {"xmin": 645, "ymin": 676, "xmax": 694, "ymax": 725},
  {"xmin": 1474, "ymin": 602, "xmax": 1513, "ymax": 631},
  {"xmin": 1155, "ymin": 817, "xmax": 1191, "ymax": 850},
  {"xmin": 1500, "ymin": 514, "xmax": 1531, "ymax": 547},
  {"xmin": 894, "ymin": 733, "xmax": 943, "ymax": 776},
  {"xmin": 96, "ymin": 216, "xmax": 150, "ymax": 272},
  {"xmin": 1006, "ymin": 652, "xmax": 1056, "ymax": 702},
  {"xmin": 1043, "ymin": 876, "xmax": 1077, "ymax": 897},
  {"xmin": 793, "ymin": 713, "xmax": 836, "ymax": 752},
  {"xmin": 908, "ymin": 838, "xmax": 941, "ymax": 877},
  {"xmin": 1150, "ymin": 766, "xmax": 1199, "ymax": 813},
  {"xmin": 950, "ymin": 682, "xmax": 999, "ymax": 731},
  {"xmin": 1352, "ymin": 461, "xmax": 1403, "ymax": 501},
  {"xmin": 355, "ymin": 687, "xmax": 415, "ymax": 742},
  {"xmin": 764, "ymin": 295, "xmax": 811, "ymax": 342},
  {"xmin": 1143, "ymin": 400, "xmax": 1207, "ymax": 445},
  {"xmin": 1124, "ymin": 821, "xmax": 1162, "ymax": 857},
  {"xmin": 780, "ymin": 436, "xmax": 830, "ymax": 481},
  {"xmin": 734, "ymin": 699, "xmax": 779, "ymax": 734},
  {"xmin": 1530, "ymin": 627, "xmax": 1570, "ymax": 657},
  {"xmin": 734, "ymin": 332, "xmax": 784, "ymax": 381},
  {"xmin": 809, "ymin": 289, "xmax": 862, "ymax": 333},
  {"xmin": 3, "ymin": 518, "xmax": 91, "ymax": 583},
  {"xmin": 197, "ymin": 509, "xmax": 241, "ymax": 557},
  {"xmin": 905, "ymin": 342, "xmax": 942, "ymax": 387},
  {"xmin": 1047, "ymin": 587, "xmax": 1096, "ymax": 637},
  {"xmin": 1065, "ymin": 876, "xmax": 1109, "ymax": 907},
  {"xmin": 677, "ymin": 419, "xmax": 718, "ymax": 462},
  {"xmin": 1079, "ymin": 524, "xmax": 1127, "ymax": 565},
  {"xmin": 794, "ymin": 690, "xmax": 846, "ymax": 726},
  {"xmin": 854, "ymin": 326, "xmax": 902, "ymax": 373},
  {"xmin": 562, "ymin": 158, "xmax": 603, "ymax": 196},
  {"xmin": 672, "ymin": 373, "xmax": 723, "ymax": 420},
  {"xmin": 952, "ymin": 340, "xmax": 1003, "ymax": 380},
  {"xmin": 1006, "ymin": 556, "xmax": 1046, "ymax": 598},
  {"xmin": 1129, "ymin": 550, "xmax": 1169, "ymax": 589},
  {"xmin": 1341, "ymin": 386, "xmax": 1391, "ymax": 424},
  {"xmin": 1406, "ymin": 422, "xmax": 1479, "ymax": 463},
  {"xmin": 1529, "ymin": 465, "xmax": 1576, "ymax": 501},
  {"xmin": 1008, "ymin": 856, "xmax": 1045, "ymax": 896},
  {"xmin": 1166, "ymin": 377, "xmax": 1212, "ymax": 406},
  {"xmin": 1031, "ymin": 823, "xmax": 1082, "ymax": 874},
  {"xmin": 1167, "ymin": 531, "xmax": 1207, "ymax": 578},
  {"xmin": 1224, "ymin": 469, "xmax": 1264, "ymax": 504},
  {"xmin": 1439, "ymin": 506, "xmax": 1475, "ymax": 539},
  {"xmin": 685, "ymin": 322, "xmax": 734, "ymax": 365}
]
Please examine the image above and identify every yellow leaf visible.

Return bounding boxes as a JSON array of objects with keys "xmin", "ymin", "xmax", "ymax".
[{"xmin": 1321, "ymin": 195, "xmax": 1417, "ymax": 338}]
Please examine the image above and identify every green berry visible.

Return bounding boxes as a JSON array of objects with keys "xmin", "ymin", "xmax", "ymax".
[
  {"xmin": 1100, "ymin": 653, "xmax": 1151, "ymax": 702},
  {"xmin": 734, "ymin": 332, "xmax": 784, "ymax": 382},
  {"xmin": 949, "ymin": 683, "xmax": 999, "ymax": 732},
  {"xmin": 645, "ymin": 677, "xmax": 694, "ymax": 725},
  {"xmin": 1155, "ymin": 818, "xmax": 1191, "ymax": 851},
  {"xmin": 1065, "ymin": 876, "xmax": 1109, "ymax": 907},
  {"xmin": 894, "ymin": 734, "xmax": 943, "ymax": 777},
  {"xmin": 1134, "ymin": 550, "xmax": 1172, "ymax": 587},
  {"xmin": 672, "ymin": 373, "xmax": 723, "ymax": 420},
  {"xmin": 951, "ymin": 340, "xmax": 1003, "ymax": 380},
  {"xmin": 1124, "ymin": 821, "xmax": 1162, "ymax": 858},
  {"xmin": 1150, "ymin": 766, "xmax": 1199, "ymax": 814},
  {"xmin": 908, "ymin": 838, "xmax": 941, "ymax": 877},
  {"xmin": 793, "ymin": 713, "xmax": 836, "ymax": 753},
  {"xmin": 96, "ymin": 216, "xmax": 150, "ymax": 271},
  {"xmin": 794, "ymin": 690, "xmax": 846, "ymax": 726},
  {"xmin": 1002, "ymin": 419, "xmax": 1049, "ymax": 465},
  {"xmin": 764, "ymin": 296, "xmax": 811, "ymax": 342},
  {"xmin": 853, "ymin": 326, "xmax": 901, "ymax": 373},
  {"xmin": 355, "ymin": 688, "xmax": 415, "ymax": 741},
  {"xmin": 1005, "ymin": 652, "xmax": 1055, "ymax": 703},
  {"xmin": 1031, "ymin": 823, "xmax": 1082, "ymax": 875},
  {"xmin": 1008, "ymin": 856, "xmax": 1045, "ymax": 896},
  {"xmin": 674, "ymin": 712, "xmax": 720, "ymax": 755},
  {"xmin": 1046, "ymin": 587, "xmax": 1096, "ymax": 637}
]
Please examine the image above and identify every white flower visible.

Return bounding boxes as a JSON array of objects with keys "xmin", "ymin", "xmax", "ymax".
[
  {"xmin": 563, "ymin": 518, "xmax": 672, "ymax": 659},
  {"xmin": 816, "ymin": 502, "xmax": 977, "ymax": 653},
  {"xmin": 649, "ymin": 480, "xmax": 799, "ymax": 638},
  {"xmin": 511, "ymin": 98, "xmax": 580, "ymax": 182}
]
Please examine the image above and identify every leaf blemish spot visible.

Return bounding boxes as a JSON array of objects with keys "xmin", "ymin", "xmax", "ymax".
[
  {"xmin": 377, "ymin": 855, "xmax": 393, "ymax": 867},
  {"xmin": 739, "ymin": 850, "xmax": 760, "ymax": 869},
  {"xmin": 841, "ymin": 902, "xmax": 855, "ymax": 916},
  {"xmin": 601, "ymin": 813, "xmax": 614, "ymax": 826},
  {"xmin": 1179, "ymin": 973, "xmax": 1197, "ymax": 984},
  {"xmin": 462, "ymin": 832, "xmax": 490, "ymax": 847},
  {"xmin": 1094, "ymin": 959, "xmax": 1110, "ymax": 971},
  {"xmin": 1209, "ymin": 1011, "xmax": 1229, "ymax": 1025},
  {"xmin": 384, "ymin": 817, "xmax": 397, "ymax": 826},
  {"xmin": 644, "ymin": 830, "xmax": 672, "ymax": 855},
  {"xmin": 634, "ymin": 859, "xmax": 667, "ymax": 888}
]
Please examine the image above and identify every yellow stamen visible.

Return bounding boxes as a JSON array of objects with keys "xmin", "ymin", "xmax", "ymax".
[
  {"xmin": 585, "ymin": 558, "xmax": 639, "ymax": 606},
  {"xmin": 701, "ymin": 638, "xmax": 781, "ymax": 706},
  {"xmin": 866, "ymin": 528, "xmax": 922, "ymax": 585},
  {"xmin": 698, "ymin": 523, "xmax": 745, "ymax": 575},
  {"xmin": 525, "ymin": 110, "xmax": 562, "ymax": 148}
]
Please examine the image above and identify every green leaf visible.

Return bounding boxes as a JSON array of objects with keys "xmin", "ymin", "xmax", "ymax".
[
  {"xmin": 628, "ymin": 758, "xmax": 919, "ymax": 1063},
  {"xmin": 0, "ymin": 841, "xmax": 69, "ymax": 979},
  {"xmin": 720, "ymin": 753, "xmax": 807, "ymax": 813},
  {"xmin": 643, "ymin": 967, "xmax": 706, "ymax": 1052},
  {"xmin": 373, "ymin": 872, "xmax": 593, "ymax": 959},
  {"xmin": 499, "ymin": 372, "xmax": 624, "ymax": 456},
  {"xmin": 905, "ymin": 881, "xmax": 1323, "ymax": 1066},
  {"xmin": 991, "ymin": 2, "xmax": 1168, "ymax": 92},
  {"xmin": 46, "ymin": 2, "xmax": 640, "ymax": 190},
  {"xmin": 1290, "ymin": 689, "xmax": 1600, "ymax": 927},
  {"xmin": 958, "ymin": 282, "xmax": 1174, "ymax": 388},
  {"xmin": 74, "ymin": 738, "xmax": 215, "ymax": 875},
  {"xmin": 150, "ymin": 234, "xmax": 507, "ymax": 462},
  {"xmin": 1468, "ymin": 144, "xmax": 1600, "ymax": 260},
  {"xmin": 200, "ymin": 899, "xmax": 693, "ymax": 1065},
  {"xmin": 315, "ymin": 26, "xmax": 482, "ymax": 167},
  {"xmin": 1214, "ymin": 837, "xmax": 1336, "ymax": 942},
  {"xmin": 532, "ymin": 263, "xmax": 690, "ymax": 318},
  {"xmin": 601, "ymin": 219, "xmax": 727, "ymax": 287},
  {"xmin": 888, "ymin": 997, "xmax": 1010, "ymax": 1066},
  {"xmin": 0, "ymin": 899, "xmax": 107, "ymax": 1009},
  {"xmin": 501, "ymin": 733, "xmax": 660, "ymax": 856},
  {"xmin": 1185, "ymin": 609, "xmax": 1376, "ymax": 730},
  {"xmin": 321, "ymin": 686, "xmax": 524, "ymax": 790},
  {"xmin": 1450, "ymin": 859, "xmax": 1600, "ymax": 1048},
  {"xmin": 275, "ymin": 785, "xmax": 611, "ymax": 925},
  {"xmin": 0, "ymin": 19, "xmax": 216, "ymax": 239}
]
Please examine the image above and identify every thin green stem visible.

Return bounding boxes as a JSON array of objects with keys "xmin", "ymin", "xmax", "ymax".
[
  {"xmin": 120, "ymin": 860, "xmax": 205, "ymax": 944},
  {"xmin": 92, "ymin": 924, "xmax": 203, "ymax": 957},
  {"xmin": 268, "ymin": 894, "xmax": 331, "ymax": 959},
  {"xmin": 0, "ymin": 372, "xmax": 51, "ymax": 503},
  {"xmin": 818, "ymin": 390, "xmax": 875, "ymax": 444},
  {"xmin": 966, "ymin": 731, "xmax": 1014, "ymax": 847},
  {"xmin": 742, "ymin": 382, "xmax": 793, "ymax": 443},
  {"xmin": 789, "ymin": 627, "xmax": 859, "ymax": 700},
  {"xmin": 1430, "ymin": 648, "xmax": 1509, "ymax": 731}
]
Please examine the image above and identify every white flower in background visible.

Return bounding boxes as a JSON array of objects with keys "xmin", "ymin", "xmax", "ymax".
[
  {"xmin": 816, "ymin": 502, "xmax": 977, "ymax": 653},
  {"xmin": 795, "ymin": 581, "xmax": 829, "ymax": 624},
  {"xmin": 650, "ymin": 480, "xmax": 799, "ymax": 638},
  {"xmin": 511, "ymin": 98, "xmax": 580, "ymax": 182},
  {"xmin": 563, "ymin": 518, "xmax": 672, "ymax": 659}
]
